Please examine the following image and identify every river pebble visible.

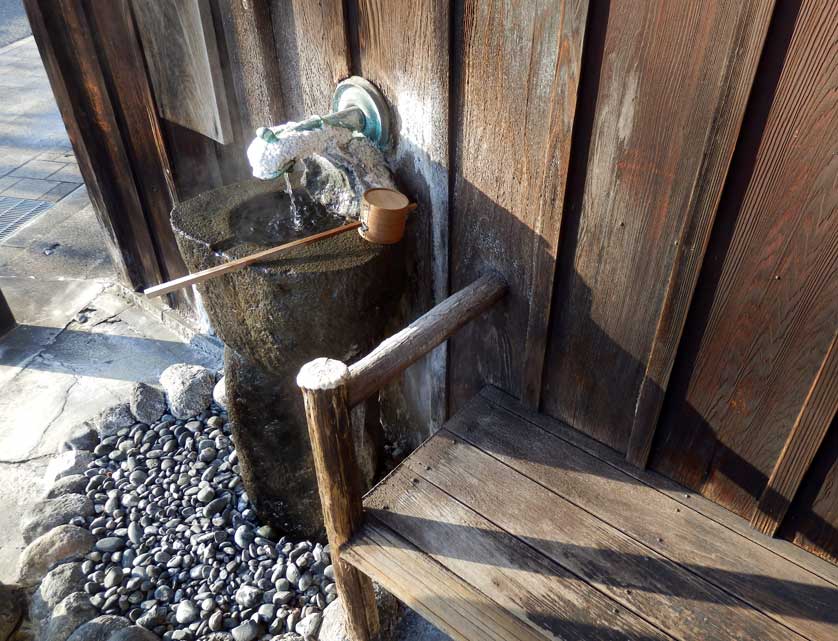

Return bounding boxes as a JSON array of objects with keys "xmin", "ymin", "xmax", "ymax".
[{"xmin": 72, "ymin": 375, "xmax": 335, "ymax": 640}]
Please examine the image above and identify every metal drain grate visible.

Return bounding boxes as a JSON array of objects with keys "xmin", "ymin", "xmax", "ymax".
[{"xmin": 0, "ymin": 196, "xmax": 53, "ymax": 242}]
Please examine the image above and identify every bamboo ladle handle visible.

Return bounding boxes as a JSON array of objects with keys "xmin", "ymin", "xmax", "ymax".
[{"xmin": 144, "ymin": 221, "xmax": 362, "ymax": 298}]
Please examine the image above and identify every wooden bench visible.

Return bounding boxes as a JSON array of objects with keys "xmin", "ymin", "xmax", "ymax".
[{"xmin": 297, "ymin": 273, "xmax": 838, "ymax": 641}]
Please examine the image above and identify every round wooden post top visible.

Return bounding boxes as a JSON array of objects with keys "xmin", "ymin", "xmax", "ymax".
[{"xmin": 297, "ymin": 357, "xmax": 350, "ymax": 390}]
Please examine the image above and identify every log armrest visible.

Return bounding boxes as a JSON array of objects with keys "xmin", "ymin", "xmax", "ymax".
[{"xmin": 296, "ymin": 271, "xmax": 507, "ymax": 641}]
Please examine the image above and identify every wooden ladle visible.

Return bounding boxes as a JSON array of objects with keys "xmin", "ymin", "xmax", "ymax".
[{"xmin": 144, "ymin": 188, "xmax": 414, "ymax": 299}]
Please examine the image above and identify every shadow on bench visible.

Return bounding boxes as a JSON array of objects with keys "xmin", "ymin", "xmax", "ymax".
[{"xmin": 297, "ymin": 272, "xmax": 838, "ymax": 641}]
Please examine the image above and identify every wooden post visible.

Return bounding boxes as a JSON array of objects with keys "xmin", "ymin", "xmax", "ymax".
[
  {"xmin": 297, "ymin": 358, "xmax": 380, "ymax": 641},
  {"xmin": 0, "ymin": 288, "xmax": 15, "ymax": 338}
]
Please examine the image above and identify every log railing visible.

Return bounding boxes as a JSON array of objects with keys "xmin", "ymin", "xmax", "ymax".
[{"xmin": 297, "ymin": 271, "xmax": 507, "ymax": 641}]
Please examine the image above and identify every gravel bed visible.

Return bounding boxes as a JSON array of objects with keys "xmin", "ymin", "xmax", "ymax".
[{"xmin": 27, "ymin": 366, "xmax": 337, "ymax": 641}]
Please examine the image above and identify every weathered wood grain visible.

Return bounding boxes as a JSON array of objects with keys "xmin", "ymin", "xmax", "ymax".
[
  {"xmin": 216, "ymin": 0, "xmax": 286, "ymax": 132},
  {"xmin": 343, "ymin": 521, "xmax": 547, "ymax": 641},
  {"xmin": 405, "ymin": 425, "xmax": 806, "ymax": 641},
  {"xmin": 752, "ymin": 333, "xmax": 838, "ymax": 536},
  {"xmin": 159, "ymin": 120, "xmax": 225, "ymax": 201},
  {"xmin": 625, "ymin": 0, "xmax": 776, "ymax": 467},
  {"xmin": 541, "ymin": 0, "xmax": 774, "ymax": 452},
  {"xmin": 23, "ymin": 0, "xmax": 164, "ymax": 290},
  {"xmin": 347, "ymin": 272, "xmax": 507, "ymax": 408},
  {"xmin": 87, "ymin": 0, "xmax": 194, "ymax": 311},
  {"xmin": 270, "ymin": 0, "xmax": 350, "ymax": 119},
  {"xmin": 651, "ymin": 0, "xmax": 838, "ymax": 520},
  {"xmin": 476, "ymin": 387, "xmax": 838, "ymax": 639},
  {"xmin": 781, "ymin": 416, "xmax": 838, "ymax": 566},
  {"xmin": 132, "ymin": 0, "xmax": 233, "ymax": 144},
  {"xmin": 356, "ymin": 0, "xmax": 451, "ymax": 437},
  {"xmin": 365, "ymin": 461, "xmax": 673, "ymax": 640},
  {"xmin": 449, "ymin": 0, "xmax": 588, "ymax": 413},
  {"xmin": 298, "ymin": 360, "xmax": 379, "ymax": 641},
  {"xmin": 483, "ymin": 385, "xmax": 838, "ymax": 587}
]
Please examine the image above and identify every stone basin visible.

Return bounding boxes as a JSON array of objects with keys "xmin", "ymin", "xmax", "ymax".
[{"xmin": 171, "ymin": 161, "xmax": 403, "ymax": 538}]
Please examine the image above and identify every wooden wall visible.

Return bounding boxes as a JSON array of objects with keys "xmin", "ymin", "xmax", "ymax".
[{"xmin": 30, "ymin": 0, "xmax": 838, "ymax": 563}]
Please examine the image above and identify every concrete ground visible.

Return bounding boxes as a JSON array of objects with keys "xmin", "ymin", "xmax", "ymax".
[
  {"xmin": 0, "ymin": 35, "xmax": 221, "ymax": 583},
  {"xmin": 0, "ymin": 0, "xmax": 28, "ymax": 49}
]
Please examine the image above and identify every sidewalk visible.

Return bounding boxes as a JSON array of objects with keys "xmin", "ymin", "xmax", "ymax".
[
  {"xmin": 0, "ymin": 36, "xmax": 80, "ymax": 199},
  {"xmin": 0, "ymin": 35, "xmax": 222, "ymax": 582}
]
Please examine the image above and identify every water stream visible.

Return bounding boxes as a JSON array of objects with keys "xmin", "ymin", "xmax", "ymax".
[
  {"xmin": 284, "ymin": 172, "xmax": 302, "ymax": 231},
  {"xmin": 227, "ymin": 189, "xmax": 345, "ymax": 254}
]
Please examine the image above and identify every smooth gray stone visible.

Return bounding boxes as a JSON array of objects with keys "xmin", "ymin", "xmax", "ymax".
[
  {"xmin": 203, "ymin": 497, "xmax": 228, "ymax": 517},
  {"xmin": 17, "ymin": 525, "xmax": 95, "ymax": 587},
  {"xmin": 108, "ymin": 625, "xmax": 161, "ymax": 641},
  {"xmin": 95, "ymin": 537, "xmax": 124, "ymax": 553},
  {"xmin": 127, "ymin": 522, "xmax": 143, "ymax": 546},
  {"xmin": 103, "ymin": 566, "xmax": 122, "ymax": 589},
  {"xmin": 230, "ymin": 620, "xmax": 261, "ymax": 641},
  {"xmin": 22, "ymin": 493, "xmax": 94, "ymax": 544},
  {"xmin": 65, "ymin": 614, "xmax": 131, "ymax": 641},
  {"xmin": 233, "ymin": 525, "xmax": 253, "ymax": 549},
  {"xmin": 175, "ymin": 600, "xmax": 199, "ymax": 625}
]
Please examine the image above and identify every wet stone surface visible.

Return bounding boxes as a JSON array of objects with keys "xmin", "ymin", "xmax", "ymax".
[{"xmin": 171, "ymin": 162, "xmax": 404, "ymax": 540}]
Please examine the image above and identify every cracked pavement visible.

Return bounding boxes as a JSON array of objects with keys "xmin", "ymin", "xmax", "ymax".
[
  {"xmin": 0, "ymin": 33, "xmax": 218, "ymax": 580},
  {"xmin": 0, "ymin": 70, "xmax": 221, "ymax": 580},
  {"xmin": 0, "ymin": 281, "xmax": 220, "ymax": 580}
]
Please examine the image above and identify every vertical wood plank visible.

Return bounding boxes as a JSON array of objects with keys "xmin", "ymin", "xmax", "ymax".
[
  {"xmin": 449, "ymin": 0, "xmax": 589, "ymax": 413},
  {"xmin": 625, "ymin": 0, "xmax": 777, "ymax": 467},
  {"xmin": 86, "ymin": 0, "xmax": 195, "ymax": 311},
  {"xmin": 651, "ymin": 0, "xmax": 838, "ymax": 519},
  {"xmin": 159, "ymin": 121, "xmax": 225, "ymax": 201},
  {"xmin": 23, "ymin": 0, "xmax": 164, "ymax": 290},
  {"xmin": 780, "ymin": 415, "xmax": 838, "ymax": 565},
  {"xmin": 355, "ymin": 0, "xmax": 450, "ymax": 438},
  {"xmin": 131, "ymin": 0, "xmax": 234, "ymax": 143},
  {"xmin": 216, "ymin": 0, "xmax": 286, "ymax": 131},
  {"xmin": 270, "ymin": 0, "xmax": 350, "ymax": 120},
  {"xmin": 751, "ymin": 333, "xmax": 838, "ymax": 536},
  {"xmin": 540, "ymin": 0, "xmax": 774, "ymax": 452}
]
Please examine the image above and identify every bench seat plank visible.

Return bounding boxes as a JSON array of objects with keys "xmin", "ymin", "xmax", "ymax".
[
  {"xmin": 480, "ymin": 386, "xmax": 838, "ymax": 589},
  {"xmin": 359, "ymin": 466, "xmax": 673, "ymax": 641},
  {"xmin": 341, "ymin": 520, "xmax": 546, "ymax": 641},
  {"xmin": 343, "ymin": 388, "xmax": 838, "ymax": 641},
  {"xmin": 465, "ymin": 389, "xmax": 838, "ymax": 640},
  {"xmin": 403, "ymin": 426, "xmax": 806, "ymax": 641}
]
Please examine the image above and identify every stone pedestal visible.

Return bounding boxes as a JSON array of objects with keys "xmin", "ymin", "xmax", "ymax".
[{"xmin": 171, "ymin": 171, "xmax": 403, "ymax": 539}]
